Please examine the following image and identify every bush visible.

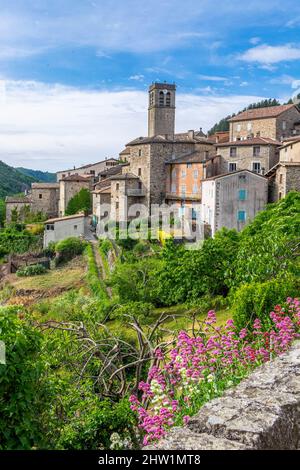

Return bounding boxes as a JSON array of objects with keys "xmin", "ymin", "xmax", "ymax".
[
  {"xmin": 231, "ymin": 274, "xmax": 300, "ymax": 329},
  {"xmin": 99, "ymin": 238, "xmax": 112, "ymax": 256},
  {"xmin": 16, "ymin": 264, "xmax": 48, "ymax": 277},
  {"xmin": 65, "ymin": 188, "xmax": 91, "ymax": 216},
  {"xmin": 55, "ymin": 237, "xmax": 86, "ymax": 265}
]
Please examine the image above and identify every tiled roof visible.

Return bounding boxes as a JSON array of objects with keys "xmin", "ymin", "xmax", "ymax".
[
  {"xmin": 99, "ymin": 165, "xmax": 124, "ymax": 177},
  {"xmin": 57, "ymin": 158, "xmax": 118, "ymax": 173},
  {"xmin": 202, "ymin": 169, "xmax": 267, "ymax": 181},
  {"xmin": 5, "ymin": 196, "xmax": 31, "ymax": 204},
  {"xmin": 165, "ymin": 150, "xmax": 207, "ymax": 164},
  {"xmin": 62, "ymin": 174, "xmax": 91, "ymax": 182},
  {"xmin": 110, "ymin": 172, "xmax": 139, "ymax": 180},
  {"xmin": 45, "ymin": 212, "xmax": 86, "ymax": 223},
  {"xmin": 119, "ymin": 148, "xmax": 131, "ymax": 155},
  {"xmin": 229, "ymin": 104, "xmax": 297, "ymax": 122},
  {"xmin": 266, "ymin": 161, "xmax": 300, "ymax": 176},
  {"xmin": 126, "ymin": 132, "xmax": 214, "ymax": 146},
  {"xmin": 216, "ymin": 137, "xmax": 282, "ymax": 147},
  {"xmin": 31, "ymin": 182, "xmax": 59, "ymax": 189}
]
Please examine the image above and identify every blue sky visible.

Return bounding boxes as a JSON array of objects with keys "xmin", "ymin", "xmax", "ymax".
[{"xmin": 0, "ymin": 0, "xmax": 300, "ymax": 171}]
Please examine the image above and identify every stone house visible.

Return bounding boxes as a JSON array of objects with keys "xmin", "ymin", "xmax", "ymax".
[
  {"xmin": 44, "ymin": 213, "xmax": 88, "ymax": 248},
  {"xmin": 5, "ymin": 196, "xmax": 32, "ymax": 222},
  {"xmin": 56, "ymin": 158, "xmax": 119, "ymax": 182},
  {"xmin": 59, "ymin": 174, "xmax": 92, "ymax": 217},
  {"xmin": 30, "ymin": 183, "xmax": 60, "ymax": 218},
  {"xmin": 201, "ymin": 170, "xmax": 268, "ymax": 237},
  {"xmin": 215, "ymin": 137, "xmax": 281, "ymax": 175},
  {"xmin": 267, "ymin": 136, "xmax": 300, "ymax": 202},
  {"xmin": 228, "ymin": 104, "xmax": 300, "ymax": 142}
]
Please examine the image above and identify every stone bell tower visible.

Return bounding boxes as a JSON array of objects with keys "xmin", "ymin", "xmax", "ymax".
[{"xmin": 148, "ymin": 82, "xmax": 176, "ymax": 138}]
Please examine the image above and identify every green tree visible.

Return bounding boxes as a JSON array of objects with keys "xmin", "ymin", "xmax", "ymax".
[{"xmin": 65, "ymin": 188, "xmax": 92, "ymax": 215}]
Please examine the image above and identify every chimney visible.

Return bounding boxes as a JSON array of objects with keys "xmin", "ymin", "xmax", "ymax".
[{"xmin": 188, "ymin": 130, "xmax": 195, "ymax": 140}]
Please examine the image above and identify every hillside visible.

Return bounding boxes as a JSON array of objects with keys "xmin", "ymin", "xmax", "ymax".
[
  {"xmin": 0, "ymin": 160, "xmax": 35, "ymax": 199},
  {"xmin": 17, "ymin": 167, "xmax": 56, "ymax": 183}
]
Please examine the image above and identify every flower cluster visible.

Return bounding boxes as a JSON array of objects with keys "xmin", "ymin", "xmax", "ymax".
[{"xmin": 130, "ymin": 298, "xmax": 300, "ymax": 446}]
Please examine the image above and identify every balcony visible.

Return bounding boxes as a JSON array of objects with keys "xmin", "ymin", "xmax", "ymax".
[
  {"xmin": 126, "ymin": 189, "xmax": 146, "ymax": 197},
  {"xmin": 165, "ymin": 192, "xmax": 201, "ymax": 201}
]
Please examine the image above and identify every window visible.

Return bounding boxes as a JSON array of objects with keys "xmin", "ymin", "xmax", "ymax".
[
  {"xmin": 150, "ymin": 92, "xmax": 154, "ymax": 106},
  {"xmin": 279, "ymin": 192, "xmax": 282, "ymax": 200},
  {"xmin": 116, "ymin": 183, "xmax": 119, "ymax": 190},
  {"xmin": 279, "ymin": 174, "xmax": 283, "ymax": 184},
  {"xmin": 192, "ymin": 184, "xmax": 198, "ymax": 194},
  {"xmin": 46, "ymin": 224, "xmax": 54, "ymax": 231},
  {"xmin": 138, "ymin": 168, "xmax": 142, "ymax": 176},
  {"xmin": 39, "ymin": 194, "xmax": 42, "ymax": 199},
  {"xmin": 282, "ymin": 121, "xmax": 287, "ymax": 131},
  {"xmin": 181, "ymin": 185, "xmax": 186, "ymax": 195},
  {"xmin": 252, "ymin": 162, "xmax": 261, "ymax": 173},
  {"xmin": 181, "ymin": 169, "xmax": 186, "ymax": 178},
  {"xmin": 171, "ymin": 168, "xmax": 177, "ymax": 178},
  {"xmin": 247, "ymin": 122, "xmax": 252, "ymax": 131},
  {"xmin": 230, "ymin": 147, "xmax": 237, "ymax": 157},
  {"xmin": 192, "ymin": 207, "xmax": 197, "ymax": 220},
  {"xmin": 138, "ymin": 149, "xmax": 142, "ymax": 157},
  {"xmin": 237, "ymin": 124, "xmax": 241, "ymax": 132},
  {"xmin": 193, "ymin": 169, "xmax": 199, "ymax": 179},
  {"xmin": 74, "ymin": 225, "xmax": 77, "ymax": 231},
  {"xmin": 159, "ymin": 91, "xmax": 164, "ymax": 106},
  {"xmin": 138, "ymin": 182, "xmax": 142, "ymax": 190},
  {"xmin": 171, "ymin": 183, "xmax": 176, "ymax": 193},
  {"xmin": 253, "ymin": 146, "xmax": 260, "ymax": 157},
  {"xmin": 116, "ymin": 202, "xmax": 119, "ymax": 209},
  {"xmin": 90, "ymin": 170, "xmax": 95, "ymax": 175},
  {"xmin": 237, "ymin": 210, "xmax": 246, "ymax": 222},
  {"xmin": 187, "ymin": 163, "xmax": 192, "ymax": 168},
  {"xmin": 166, "ymin": 92, "xmax": 171, "ymax": 107},
  {"xmin": 229, "ymin": 163, "xmax": 237, "ymax": 172},
  {"xmin": 239, "ymin": 189, "xmax": 247, "ymax": 201}
]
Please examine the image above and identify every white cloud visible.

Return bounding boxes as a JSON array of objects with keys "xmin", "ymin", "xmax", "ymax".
[
  {"xmin": 129, "ymin": 75, "xmax": 145, "ymax": 81},
  {"xmin": 0, "ymin": 79, "xmax": 265, "ymax": 172},
  {"xmin": 249, "ymin": 37, "xmax": 261, "ymax": 45},
  {"xmin": 198, "ymin": 75, "xmax": 228, "ymax": 82},
  {"xmin": 239, "ymin": 44, "xmax": 300, "ymax": 64}
]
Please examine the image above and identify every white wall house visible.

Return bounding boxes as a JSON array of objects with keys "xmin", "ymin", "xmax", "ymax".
[
  {"xmin": 44, "ymin": 213, "xmax": 88, "ymax": 248},
  {"xmin": 201, "ymin": 170, "xmax": 268, "ymax": 237}
]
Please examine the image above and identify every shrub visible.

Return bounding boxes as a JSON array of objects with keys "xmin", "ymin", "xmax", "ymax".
[
  {"xmin": 65, "ymin": 188, "xmax": 91, "ymax": 216},
  {"xmin": 55, "ymin": 237, "xmax": 86, "ymax": 265},
  {"xmin": 231, "ymin": 274, "xmax": 300, "ymax": 329},
  {"xmin": 99, "ymin": 238, "xmax": 112, "ymax": 256},
  {"xmin": 16, "ymin": 264, "xmax": 48, "ymax": 277}
]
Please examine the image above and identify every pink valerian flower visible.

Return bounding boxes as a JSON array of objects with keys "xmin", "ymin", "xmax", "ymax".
[
  {"xmin": 131, "ymin": 299, "xmax": 300, "ymax": 446},
  {"xmin": 183, "ymin": 416, "xmax": 190, "ymax": 425}
]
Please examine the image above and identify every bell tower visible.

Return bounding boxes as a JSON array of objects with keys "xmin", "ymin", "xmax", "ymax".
[{"xmin": 148, "ymin": 82, "xmax": 176, "ymax": 138}]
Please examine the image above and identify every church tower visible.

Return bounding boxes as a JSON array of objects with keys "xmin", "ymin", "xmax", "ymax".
[{"xmin": 148, "ymin": 82, "xmax": 176, "ymax": 138}]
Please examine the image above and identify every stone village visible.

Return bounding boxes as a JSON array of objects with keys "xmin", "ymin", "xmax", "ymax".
[{"xmin": 5, "ymin": 82, "xmax": 300, "ymax": 246}]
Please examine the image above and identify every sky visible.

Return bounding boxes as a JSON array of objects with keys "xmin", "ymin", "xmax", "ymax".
[{"xmin": 0, "ymin": 0, "xmax": 300, "ymax": 171}]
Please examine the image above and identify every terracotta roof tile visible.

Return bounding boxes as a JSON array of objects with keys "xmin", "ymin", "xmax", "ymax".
[
  {"xmin": 216, "ymin": 137, "xmax": 282, "ymax": 147},
  {"xmin": 229, "ymin": 104, "xmax": 298, "ymax": 122}
]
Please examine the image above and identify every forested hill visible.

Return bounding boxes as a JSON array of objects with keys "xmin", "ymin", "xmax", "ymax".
[
  {"xmin": 0, "ymin": 161, "xmax": 57, "ymax": 199},
  {"xmin": 17, "ymin": 168, "xmax": 56, "ymax": 183}
]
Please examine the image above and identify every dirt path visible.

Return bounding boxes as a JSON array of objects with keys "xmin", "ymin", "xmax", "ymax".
[{"xmin": 91, "ymin": 242, "xmax": 112, "ymax": 299}]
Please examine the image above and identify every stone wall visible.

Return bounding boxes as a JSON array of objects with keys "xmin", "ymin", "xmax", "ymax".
[
  {"xmin": 147, "ymin": 341, "xmax": 300, "ymax": 450},
  {"xmin": 216, "ymin": 144, "xmax": 279, "ymax": 173}
]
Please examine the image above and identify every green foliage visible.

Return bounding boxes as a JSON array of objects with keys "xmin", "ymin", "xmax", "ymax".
[
  {"xmin": 16, "ymin": 168, "xmax": 56, "ymax": 183},
  {"xmin": 16, "ymin": 264, "xmax": 48, "ymax": 277},
  {"xmin": 232, "ymin": 274, "xmax": 300, "ymax": 329},
  {"xmin": 99, "ymin": 238, "xmax": 112, "ymax": 256},
  {"xmin": 109, "ymin": 257, "xmax": 163, "ymax": 304},
  {"xmin": 0, "ymin": 308, "xmax": 50, "ymax": 449},
  {"xmin": 0, "ymin": 199, "xmax": 5, "ymax": 227},
  {"xmin": 0, "ymin": 161, "xmax": 35, "ymax": 199},
  {"xmin": 0, "ymin": 225, "xmax": 41, "ymax": 254},
  {"xmin": 230, "ymin": 192, "xmax": 300, "ymax": 287},
  {"xmin": 65, "ymin": 188, "xmax": 91, "ymax": 216},
  {"xmin": 55, "ymin": 237, "xmax": 86, "ymax": 265},
  {"xmin": 85, "ymin": 244, "xmax": 109, "ymax": 301}
]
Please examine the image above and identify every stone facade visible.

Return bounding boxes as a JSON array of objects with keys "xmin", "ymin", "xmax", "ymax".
[
  {"xmin": 148, "ymin": 83, "xmax": 176, "ymax": 138},
  {"xmin": 30, "ymin": 183, "xmax": 60, "ymax": 218},
  {"xmin": 201, "ymin": 170, "xmax": 268, "ymax": 236},
  {"xmin": 216, "ymin": 139, "xmax": 280, "ymax": 175},
  {"xmin": 269, "ymin": 163, "xmax": 300, "ymax": 202},
  {"xmin": 147, "ymin": 341, "xmax": 300, "ymax": 450},
  {"xmin": 229, "ymin": 105, "xmax": 300, "ymax": 141},
  {"xmin": 5, "ymin": 197, "xmax": 32, "ymax": 222},
  {"xmin": 59, "ymin": 176, "xmax": 92, "ymax": 216}
]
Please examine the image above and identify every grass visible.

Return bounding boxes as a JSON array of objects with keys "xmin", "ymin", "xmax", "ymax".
[{"xmin": 6, "ymin": 256, "xmax": 86, "ymax": 293}]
